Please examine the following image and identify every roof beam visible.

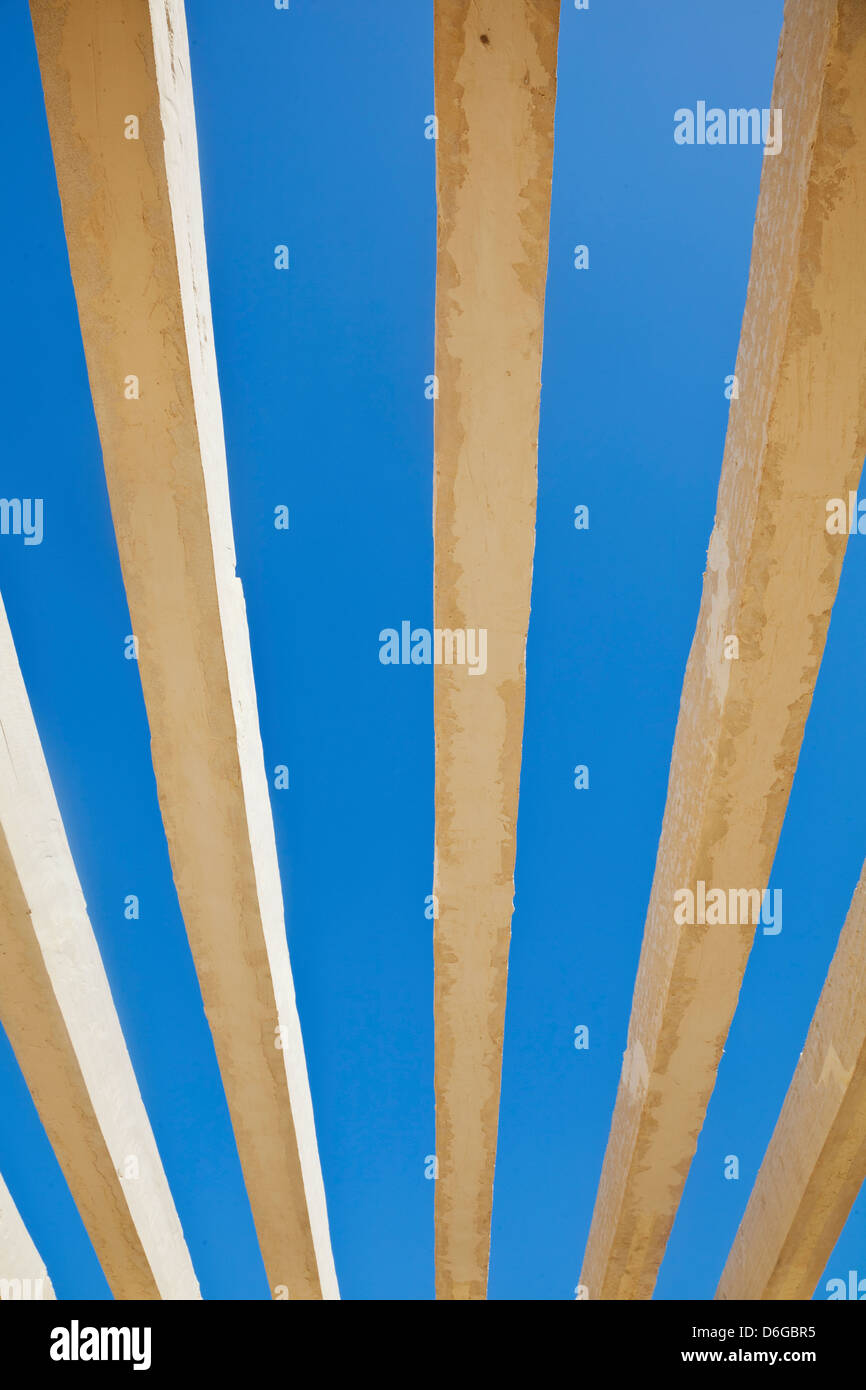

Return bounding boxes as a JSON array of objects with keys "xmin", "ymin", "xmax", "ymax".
[
  {"xmin": 717, "ymin": 861, "xmax": 866, "ymax": 1300},
  {"xmin": 30, "ymin": 0, "xmax": 337, "ymax": 1299},
  {"xmin": 0, "ymin": 1172, "xmax": 56, "ymax": 1301},
  {"xmin": 433, "ymin": 0, "xmax": 559, "ymax": 1299},
  {"xmin": 580, "ymin": 0, "xmax": 866, "ymax": 1300},
  {"xmin": 0, "ymin": 592, "xmax": 198, "ymax": 1299}
]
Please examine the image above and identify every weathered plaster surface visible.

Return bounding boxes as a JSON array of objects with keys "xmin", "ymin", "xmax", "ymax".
[{"xmin": 433, "ymin": 0, "xmax": 559, "ymax": 1300}]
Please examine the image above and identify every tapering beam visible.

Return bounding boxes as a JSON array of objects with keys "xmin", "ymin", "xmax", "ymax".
[
  {"xmin": 0, "ymin": 1172, "xmax": 56, "ymax": 1301},
  {"xmin": 717, "ymin": 862, "xmax": 866, "ymax": 1300},
  {"xmin": 0, "ymin": 593, "xmax": 198, "ymax": 1299},
  {"xmin": 581, "ymin": 0, "xmax": 866, "ymax": 1301},
  {"xmin": 433, "ymin": 0, "xmax": 559, "ymax": 1300},
  {"xmin": 30, "ymin": 0, "xmax": 337, "ymax": 1299}
]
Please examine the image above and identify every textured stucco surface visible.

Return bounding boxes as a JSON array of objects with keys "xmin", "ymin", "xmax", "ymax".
[
  {"xmin": 433, "ymin": 0, "xmax": 559, "ymax": 1300},
  {"xmin": 581, "ymin": 0, "xmax": 866, "ymax": 1300},
  {"xmin": 30, "ymin": 0, "xmax": 337, "ymax": 1299}
]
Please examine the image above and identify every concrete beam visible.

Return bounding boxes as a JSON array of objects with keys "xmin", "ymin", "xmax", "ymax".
[
  {"xmin": 581, "ymin": 0, "xmax": 866, "ymax": 1300},
  {"xmin": 0, "ymin": 592, "xmax": 198, "ymax": 1299},
  {"xmin": 30, "ymin": 0, "xmax": 337, "ymax": 1299},
  {"xmin": 717, "ymin": 862, "xmax": 866, "ymax": 1300},
  {"xmin": 433, "ymin": 0, "xmax": 559, "ymax": 1300},
  {"xmin": 0, "ymin": 1172, "xmax": 55, "ymax": 1301}
]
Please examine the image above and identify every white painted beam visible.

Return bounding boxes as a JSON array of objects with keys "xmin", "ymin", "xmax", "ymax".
[
  {"xmin": 0, "ymin": 1172, "xmax": 55, "ymax": 1301},
  {"xmin": 0, "ymin": 592, "xmax": 199, "ymax": 1299},
  {"xmin": 29, "ymin": 0, "xmax": 337, "ymax": 1298}
]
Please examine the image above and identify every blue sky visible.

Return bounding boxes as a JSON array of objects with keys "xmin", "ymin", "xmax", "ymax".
[{"xmin": 0, "ymin": 0, "xmax": 862, "ymax": 1300}]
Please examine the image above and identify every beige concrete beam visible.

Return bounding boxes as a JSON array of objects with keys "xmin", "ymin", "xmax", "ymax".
[
  {"xmin": 0, "ymin": 592, "xmax": 198, "ymax": 1299},
  {"xmin": 30, "ymin": 0, "xmax": 337, "ymax": 1299},
  {"xmin": 0, "ymin": 1172, "xmax": 56, "ymax": 1301},
  {"xmin": 581, "ymin": 0, "xmax": 866, "ymax": 1301},
  {"xmin": 433, "ymin": 0, "xmax": 559, "ymax": 1300},
  {"xmin": 717, "ymin": 862, "xmax": 866, "ymax": 1300}
]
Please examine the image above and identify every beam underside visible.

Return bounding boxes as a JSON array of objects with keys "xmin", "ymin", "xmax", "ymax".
[
  {"xmin": 581, "ymin": 0, "xmax": 866, "ymax": 1300},
  {"xmin": 433, "ymin": 0, "xmax": 559, "ymax": 1300}
]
